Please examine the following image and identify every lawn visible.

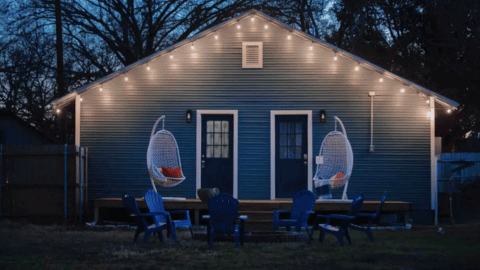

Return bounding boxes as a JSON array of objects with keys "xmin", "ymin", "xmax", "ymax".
[{"xmin": 1, "ymin": 219, "xmax": 479, "ymax": 270}]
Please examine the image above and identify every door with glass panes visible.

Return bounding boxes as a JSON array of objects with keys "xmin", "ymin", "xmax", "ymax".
[
  {"xmin": 201, "ymin": 114, "xmax": 234, "ymax": 195},
  {"xmin": 275, "ymin": 115, "xmax": 308, "ymax": 198}
]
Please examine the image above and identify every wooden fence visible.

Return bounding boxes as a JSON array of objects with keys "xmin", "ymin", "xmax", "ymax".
[{"xmin": 0, "ymin": 145, "xmax": 87, "ymax": 224}]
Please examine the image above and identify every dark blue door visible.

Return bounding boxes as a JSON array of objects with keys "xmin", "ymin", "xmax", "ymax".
[
  {"xmin": 201, "ymin": 115, "xmax": 234, "ymax": 195},
  {"xmin": 275, "ymin": 115, "xmax": 308, "ymax": 198}
]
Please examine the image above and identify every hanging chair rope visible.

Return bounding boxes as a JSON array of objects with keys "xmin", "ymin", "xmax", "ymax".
[{"xmin": 147, "ymin": 115, "xmax": 185, "ymax": 191}]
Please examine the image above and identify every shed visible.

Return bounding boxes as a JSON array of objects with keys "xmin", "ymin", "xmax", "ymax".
[
  {"xmin": 52, "ymin": 10, "xmax": 459, "ymax": 224},
  {"xmin": 0, "ymin": 110, "xmax": 55, "ymax": 145}
]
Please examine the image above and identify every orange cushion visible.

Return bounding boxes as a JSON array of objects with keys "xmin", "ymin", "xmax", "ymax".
[
  {"xmin": 161, "ymin": 167, "xmax": 182, "ymax": 178},
  {"xmin": 330, "ymin": 173, "xmax": 345, "ymax": 180},
  {"xmin": 330, "ymin": 173, "xmax": 346, "ymax": 189}
]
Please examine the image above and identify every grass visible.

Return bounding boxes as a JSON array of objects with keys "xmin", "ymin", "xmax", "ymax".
[{"xmin": 1, "ymin": 220, "xmax": 480, "ymax": 270}]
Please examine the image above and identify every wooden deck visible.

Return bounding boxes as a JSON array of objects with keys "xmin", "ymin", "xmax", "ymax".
[{"xmin": 94, "ymin": 198, "xmax": 411, "ymax": 230}]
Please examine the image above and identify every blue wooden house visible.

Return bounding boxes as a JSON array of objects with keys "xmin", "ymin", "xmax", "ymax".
[{"xmin": 52, "ymin": 10, "xmax": 459, "ymax": 224}]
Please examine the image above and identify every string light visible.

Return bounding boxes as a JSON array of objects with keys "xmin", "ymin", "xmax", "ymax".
[
  {"xmin": 146, "ymin": 63, "xmax": 150, "ymax": 70},
  {"xmin": 80, "ymin": 97, "xmax": 83, "ymax": 102},
  {"xmin": 379, "ymin": 78, "xmax": 383, "ymax": 82},
  {"xmin": 124, "ymin": 74, "xmax": 128, "ymax": 81},
  {"xmin": 426, "ymin": 99, "xmax": 430, "ymax": 104},
  {"xmin": 309, "ymin": 43, "xmax": 313, "ymax": 50},
  {"xmin": 99, "ymin": 85, "xmax": 103, "ymax": 92},
  {"xmin": 400, "ymin": 88, "xmax": 405, "ymax": 93},
  {"xmin": 251, "ymin": 17, "xmax": 255, "ymax": 22},
  {"xmin": 333, "ymin": 56, "xmax": 337, "ymax": 61},
  {"xmin": 355, "ymin": 66, "xmax": 359, "ymax": 71},
  {"xmin": 170, "ymin": 55, "xmax": 173, "ymax": 59},
  {"xmin": 215, "ymin": 35, "xmax": 218, "ymax": 39},
  {"xmin": 191, "ymin": 44, "xmax": 195, "ymax": 50},
  {"xmin": 237, "ymin": 24, "xmax": 241, "ymax": 29},
  {"xmin": 264, "ymin": 24, "xmax": 268, "ymax": 29},
  {"xmin": 56, "ymin": 108, "xmax": 61, "ymax": 114},
  {"xmin": 447, "ymin": 109, "xmax": 452, "ymax": 113},
  {"xmin": 287, "ymin": 35, "xmax": 291, "ymax": 40}
]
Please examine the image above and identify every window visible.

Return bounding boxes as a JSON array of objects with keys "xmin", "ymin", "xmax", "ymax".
[
  {"xmin": 242, "ymin": 42, "xmax": 263, "ymax": 68},
  {"xmin": 206, "ymin": 120, "xmax": 229, "ymax": 158},
  {"xmin": 279, "ymin": 122, "xmax": 303, "ymax": 159}
]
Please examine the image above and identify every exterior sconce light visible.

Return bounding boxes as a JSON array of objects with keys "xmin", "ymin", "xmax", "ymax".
[
  {"xmin": 320, "ymin": 110, "xmax": 326, "ymax": 123},
  {"xmin": 186, "ymin": 110, "xmax": 192, "ymax": 123}
]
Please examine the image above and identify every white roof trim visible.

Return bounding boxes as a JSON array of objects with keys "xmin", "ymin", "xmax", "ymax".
[{"xmin": 51, "ymin": 9, "xmax": 459, "ymax": 109}]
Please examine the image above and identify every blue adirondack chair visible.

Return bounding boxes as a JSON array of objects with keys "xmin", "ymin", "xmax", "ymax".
[
  {"xmin": 122, "ymin": 192, "xmax": 176, "ymax": 245},
  {"xmin": 202, "ymin": 193, "xmax": 247, "ymax": 250},
  {"xmin": 348, "ymin": 191, "xmax": 386, "ymax": 242},
  {"xmin": 272, "ymin": 189, "xmax": 316, "ymax": 234},
  {"xmin": 144, "ymin": 190, "xmax": 194, "ymax": 240},
  {"xmin": 310, "ymin": 193, "xmax": 364, "ymax": 246}
]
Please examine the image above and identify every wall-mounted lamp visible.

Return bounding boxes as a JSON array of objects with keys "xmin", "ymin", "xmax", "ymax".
[
  {"xmin": 320, "ymin": 110, "xmax": 326, "ymax": 123},
  {"xmin": 186, "ymin": 110, "xmax": 192, "ymax": 123}
]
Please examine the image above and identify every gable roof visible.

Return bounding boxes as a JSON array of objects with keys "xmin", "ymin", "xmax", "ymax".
[{"xmin": 51, "ymin": 9, "xmax": 459, "ymax": 109}]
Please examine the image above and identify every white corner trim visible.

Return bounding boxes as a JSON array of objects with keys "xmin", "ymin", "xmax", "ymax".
[
  {"xmin": 430, "ymin": 97, "xmax": 437, "ymax": 213},
  {"xmin": 75, "ymin": 94, "xmax": 81, "ymax": 146},
  {"xmin": 270, "ymin": 110, "xmax": 313, "ymax": 199},
  {"xmin": 196, "ymin": 110, "xmax": 239, "ymax": 199}
]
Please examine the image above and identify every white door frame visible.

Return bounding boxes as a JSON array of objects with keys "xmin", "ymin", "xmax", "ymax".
[
  {"xmin": 270, "ymin": 110, "xmax": 313, "ymax": 199},
  {"xmin": 196, "ymin": 110, "xmax": 238, "ymax": 199}
]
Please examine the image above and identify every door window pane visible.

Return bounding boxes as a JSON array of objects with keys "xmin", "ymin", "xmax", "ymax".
[
  {"xmin": 205, "ymin": 118, "xmax": 230, "ymax": 159},
  {"xmin": 214, "ymin": 146, "xmax": 222, "ymax": 158},
  {"xmin": 207, "ymin": 146, "xmax": 213, "ymax": 158},
  {"xmin": 207, "ymin": 121, "xmax": 213, "ymax": 132},
  {"xmin": 222, "ymin": 146, "xmax": 229, "ymax": 158},
  {"xmin": 207, "ymin": 134, "xmax": 213, "ymax": 145},
  {"xmin": 279, "ymin": 121, "xmax": 303, "ymax": 160},
  {"xmin": 222, "ymin": 121, "xmax": 229, "ymax": 132},
  {"xmin": 214, "ymin": 121, "xmax": 221, "ymax": 133}
]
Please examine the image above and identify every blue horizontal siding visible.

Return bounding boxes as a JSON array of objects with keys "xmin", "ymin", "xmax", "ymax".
[{"xmin": 80, "ymin": 16, "xmax": 432, "ymax": 210}]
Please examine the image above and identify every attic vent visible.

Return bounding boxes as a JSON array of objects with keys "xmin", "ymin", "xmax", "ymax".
[{"xmin": 242, "ymin": 42, "xmax": 263, "ymax": 68}]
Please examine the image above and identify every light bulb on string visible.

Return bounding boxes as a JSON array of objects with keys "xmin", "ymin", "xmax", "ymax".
[
  {"xmin": 355, "ymin": 66, "xmax": 359, "ymax": 71},
  {"xmin": 379, "ymin": 78, "xmax": 383, "ymax": 82},
  {"xmin": 333, "ymin": 56, "xmax": 337, "ymax": 61},
  {"xmin": 400, "ymin": 88, "xmax": 405, "ymax": 93},
  {"xmin": 264, "ymin": 24, "xmax": 269, "ymax": 29}
]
